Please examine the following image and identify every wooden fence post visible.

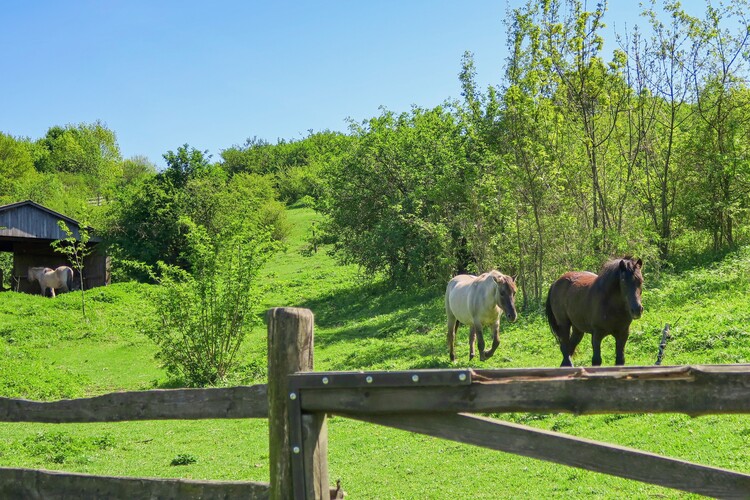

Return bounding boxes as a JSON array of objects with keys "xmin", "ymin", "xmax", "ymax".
[{"xmin": 267, "ymin": 307, "xmax": 329, "ymax": 499}]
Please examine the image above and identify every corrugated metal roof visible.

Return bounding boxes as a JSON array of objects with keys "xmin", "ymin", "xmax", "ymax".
[{"xmin": 0, "ymin": 200, "xmax": 100, "ymax": 242}]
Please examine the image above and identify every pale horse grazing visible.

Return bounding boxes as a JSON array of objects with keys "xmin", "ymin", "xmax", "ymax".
[
  {"xmin": 445, "ymin": 270, "xmax": 518, "ymax": 361},
  {"xmin": 27, "ymin": 266, "xmax": 74, "ymax": 297}
]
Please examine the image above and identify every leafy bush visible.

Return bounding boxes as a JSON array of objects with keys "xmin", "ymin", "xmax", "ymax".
[{"xmin": 144, "ymin": 219, "xmax": 275, "ymax": 386}]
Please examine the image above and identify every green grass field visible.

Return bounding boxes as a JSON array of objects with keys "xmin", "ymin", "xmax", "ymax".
[{"xmin": 1, "ymin": 207, "xmax": 749, "ymax": 498}]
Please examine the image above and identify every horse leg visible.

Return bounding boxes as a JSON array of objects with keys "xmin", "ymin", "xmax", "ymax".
[
  {"xmin": 483, "ymin": 320, "xmax": 501, "ymax": 360},
  {"xmin": 476, "ymin": 323, "xmax": 488, "ymax": 361},
  {"xmin": 614, "ymin": 331, "xmax": 629, "ymax": 366},
  {"xmin": 447, "ymin": 312, "xmax": 458, "ymax": 362},
  {"xmin": 468, "ymin": 326, "xmax": 477, "ymax": 360},
  {"xmin": 50, "ymin": 287, "xmax": 56, "ymax": 298},
  {"xmin": 591, "ymin": 332, "xmax": 604, "ymax": 366},
  {"xmin": 569, "ymin": 327, "xmax": 584, "ymax": 358},
  {"xmin": 555, "ymin": 321, "xmax": 573, "ymax": 367}
]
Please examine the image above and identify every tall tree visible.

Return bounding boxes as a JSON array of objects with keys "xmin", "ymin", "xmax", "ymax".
[
  {"xmin": 630, "ymin": 1, "xmax": 700, "ymax": 260},
  {"xmin": 688, "ymin": 0, "xmax": 750, "ymax": 249},
  {"xmin": 0, "ymin": 133, "xmax": 39, "ymax": 203},
  {"xmin": 539, "ymin": 0, "xmax": 631, "ymax": 251},
  {"xmin": 162, "ymin": 144, "xmax": 212, "ymax": 189},
  {"xmin": 320, "ymin": 106, "xmax": 471, "ymax": 285},
  {"xmin": 35, "ymin": 121, "xmax": 122, "ymax": 195}
]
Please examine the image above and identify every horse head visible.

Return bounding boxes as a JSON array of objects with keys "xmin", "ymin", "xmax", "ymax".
[
  {"xmin": 618, "ymin": 258, "xmax": 644, "ymax": 319},
  {"xmin": 492, "ymin": 273, "xmax": 518, "ymax": 323}
]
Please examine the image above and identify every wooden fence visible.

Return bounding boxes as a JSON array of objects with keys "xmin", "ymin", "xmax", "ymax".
[{"xmin": 1, "ymin": 307, "xmax": 750, "ymax": 498}]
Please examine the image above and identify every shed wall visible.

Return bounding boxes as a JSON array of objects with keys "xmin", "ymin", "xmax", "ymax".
[{"xmin": 12, "ymin": 243, "xmax": 108, "ymax": 294}]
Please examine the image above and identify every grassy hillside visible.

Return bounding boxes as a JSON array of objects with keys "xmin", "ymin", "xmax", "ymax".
[{"xmin": 0, "ymin": 207, "xmax": 749, "ymax": 498}]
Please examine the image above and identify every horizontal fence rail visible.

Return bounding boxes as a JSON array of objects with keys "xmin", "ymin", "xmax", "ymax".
[
  {"xmin": 0, "ymin": 385, "xmax": 268, "ymax": 423},
  {"xmin": 349, "ymin": 413, "xmax": 750, "ymax": 498},
  {"xmin": 0, "ymin": 467, "xmax": 270, "ymax": 499},
  {"xmin": 293, "ymin": 364, "xmax": 750, "ymax": 415}
]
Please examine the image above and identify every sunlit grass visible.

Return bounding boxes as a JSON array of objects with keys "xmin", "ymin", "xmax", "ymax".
[{"xmin": 1, "ymin": 207, "xmax": 749, "ymax": 497}]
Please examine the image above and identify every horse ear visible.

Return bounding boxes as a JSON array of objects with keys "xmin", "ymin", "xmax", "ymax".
[
  {"xmin": 619, "ymin": 259, "xmax": 627, "ymax": 271},
  {"xmin": 635, "ymin": 258, "xmax": 643, "ymax": 269}
]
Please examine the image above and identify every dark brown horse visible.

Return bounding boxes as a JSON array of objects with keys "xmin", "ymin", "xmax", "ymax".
[{"xmin": 545, "ymin": 257, "xmax": 643, "ymax": 367}]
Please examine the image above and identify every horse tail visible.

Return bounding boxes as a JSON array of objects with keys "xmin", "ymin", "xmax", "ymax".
[
  {"xmin": 66, "ymin": 268, "xmax": 75, "ymax": 291},
  {"xmin": 545, "ymin": 290, "xmax": 559, "ymax": 340}
]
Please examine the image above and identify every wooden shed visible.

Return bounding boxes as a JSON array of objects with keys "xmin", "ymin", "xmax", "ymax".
[{"xmin": 0, "ymin": 200, "xmax": 109, "ymax": 294}]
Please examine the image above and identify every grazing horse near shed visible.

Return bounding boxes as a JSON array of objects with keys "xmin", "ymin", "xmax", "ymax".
[
  {"xmin": 545, "ymin": 256, "xmax": 643, "ymax": 367},
  {"xmin": 27, "ymin": 266, "xmax": 74, "ymax": 298},
  {"xmin": 445, "ymin": 270, "xmax": 518, "ymax": 362}
]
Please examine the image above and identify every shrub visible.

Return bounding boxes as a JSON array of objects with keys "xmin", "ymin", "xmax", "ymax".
[{"xmin": 144, "ymin": 219, "xmax": 275, "ymax": 386}]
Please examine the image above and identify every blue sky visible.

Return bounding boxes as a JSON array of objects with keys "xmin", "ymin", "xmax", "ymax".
[{"xmin": 0, "ymin": 1, "xmax": 696, "ymax": 168}]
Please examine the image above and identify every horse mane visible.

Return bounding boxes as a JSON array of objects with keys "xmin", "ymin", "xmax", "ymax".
[
  {"xmin": 486, "ymin": 269, "xmax": 517, "ymax": 292},
  {"xmin": 596, "ymin": 256, "xmax": 640, "ymax": 288}
]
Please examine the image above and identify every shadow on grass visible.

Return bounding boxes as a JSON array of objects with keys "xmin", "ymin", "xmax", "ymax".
[
  {"xmin": 668, "ymin": 245, "xmax": 738, "ymax": 274},
  {"xmin": 297, "ymin": 280, "xmax": 453, "ymax": 369},
  {"xmin": 299, "ymin": 280, "xmax": 440, "ymax": 330}
]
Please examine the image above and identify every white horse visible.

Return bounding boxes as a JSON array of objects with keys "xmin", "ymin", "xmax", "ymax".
[
  {"xmin": 445, "ymin": 270, "xmax": 518, "ymax": 362},
  {"xmin": 27, "ymin": 266, "xmax": 74, "ymax": 297}
]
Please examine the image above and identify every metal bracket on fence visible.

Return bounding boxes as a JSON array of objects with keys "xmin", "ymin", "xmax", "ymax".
[
  {"xmin": 286, "ymin": 387, "xmax": 306, "ymax": 497},
  {"xmin": 289, "ymin": 368, "xmax": 473, "ymax": 390}
]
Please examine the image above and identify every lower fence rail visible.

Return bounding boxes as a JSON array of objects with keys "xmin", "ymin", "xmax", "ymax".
[
  {"xmin": 350, "ymin": 412, "xmax": 750, "ymax": 498},
  {"xmin": 0, "ymin": 467, "xmax": 270, "ymax": 499}
]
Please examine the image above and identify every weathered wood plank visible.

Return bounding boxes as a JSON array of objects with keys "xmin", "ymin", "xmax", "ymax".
[
  {"xmin": 472, "ymin": 363, "xmax": 750, "ymax": 380},
  {"xmin": 267, "ymin": 307, "xmax": 329, "ymax": 500},
  {"xmin": 351, "ymin": 412, "xmax": 750, "ymax": 498},
  {"xmin": 0, "ymin": 467, "xmax": 270, "ymax": 499},
  {"xmin": 299, "ymin": 365, "xmax": 750, "ymax": 415},
  {"xmin": 302, "ymin": 413, "xmax": 329, "ymax": 499},
  {"xmin": 0, "ymin": 385, "xmax": 268, "ymax": 423}
]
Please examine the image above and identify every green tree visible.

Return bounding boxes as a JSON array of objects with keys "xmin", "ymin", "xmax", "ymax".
[
  {"xmin": 104, "ymin": 145, "xmax": 287, "ymax": 279},
  {"xmin": 51, "ymin": 221, "xmax": 94, "ymax": 318},
  {"xmin": 220, "ymin": 131, "xmax": 354, "ymax": 204},
  {"xmin": 687, "ymin": 0, "xmax": 750, "ymax": 249},
  {"xmin": 630, "ymin": 1, "xmax": 700, "ymax": 260},
  {"xmin": 320, "ymin": 106, "xmax": 471, "ymax": 285},
  {"xmin": 0, "ymin": 133, "xmax": 39, "ymax": 204},
  {"xmin": 120, "ymin": 155, "xmax": 157, "ymax": 186},
  {"xmin": 104, "ymin": 175, "xmax": 185, "ymax": 277},
  {"xmin": 145, "ymin": 219, "xmax": 275, "ymax": 385},
  {"xmin": 162, "ymin": 144, "xmax": 212, "ymax": 189},
  {"xmin": 35, "ymin": 121, "xmax": 122, "ymax": 196}
]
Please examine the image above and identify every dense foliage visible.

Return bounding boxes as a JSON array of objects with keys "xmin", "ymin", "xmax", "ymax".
[
  {"xmin": 2, "ymin": 0, "xmax": 750, "ymax": 305},
  {"xmin": 144, "ymin": 220, "xmax": 275, "ymax": 385},
  {"xmin": 317, "ymin": 0, "xmax": 750, "ymax": 303},
  {"xmin": 319, "ymin": 107, "xmax": 475, "ymax": 284}
]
